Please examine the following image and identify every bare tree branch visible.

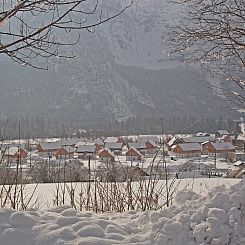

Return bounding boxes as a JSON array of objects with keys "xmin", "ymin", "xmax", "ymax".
[
  {"xmin": 166, "ymin": 0, "xmax": 244, "ymax": 109},
  {"xmin": 0, "ymin": 0, "xmax": 133, "ymax": 68}
]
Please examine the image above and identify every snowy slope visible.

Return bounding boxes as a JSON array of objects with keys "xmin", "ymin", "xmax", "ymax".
[
  {"xmin": 0, "ymin": 0, "xmax": 232, "ymax": 120},
  {"xmin": 0, "ymin": 179, "xmax": 245, "ymax": 245}
]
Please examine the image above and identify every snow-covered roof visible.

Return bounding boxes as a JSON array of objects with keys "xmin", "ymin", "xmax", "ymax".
[
  {"xmin": 74, "ymin": 141, "xmax": 87, "ymax": 148},
  {"xmin": 178, "ymin": 143, "xmax": 201, "ymax": 151},
  {"xmin": 98, "ymin": 148, "xmax": 115, "ymax": 157},
  {"xmin": 93, "ymin": 138, "xmax": 104, "ymax": 145},
  {"xmin": 146, "ymin": 140, "xmax": 157, "ymax": 147},
  {"xmin": 128, "ymin": 142, "xmax": 146, "ymax": 150},
  {"xmin": 40, "ymin": 141, "xmax": 62, "ymax": 151},
  {"xmin": 182, "ymin": 136, "xmax": 215, "ymax": 144},
  {"xmin": 211, "ymin": 142, "xmax": 235, "ymax": 151},
  {"xmin": 76, "ymin": 145, "xmax": 96, "ymax": 153},
  {"xmin": 6, "ymin": 146, "xmax": 19, "ymax": 155},
  {"xmin": 234, "ymin": 161, "xmax": 244, "ymax": 166},
  {"xmin": 62, "ymin": 146, "xmax": 74, "ymax": 153},
  {"xmin": 105, "ymin": 142, "xmax": 123, "ymax": 150},
  {"xmin": 216, "ymin": 130, "xmax": 230, "ymax": 135},
  {"xmin": 61, "ymin": 138, "xmax": 83, "ymax": 146},
  {"xmin": 166, "ymin": 136, "xmax": 179, "ymax": 147},
  {"xmin": 126, "ymin": 147, "xmax": 142, "ymax": 157},
  {"xmin": 138, "ymin": 136, "xmax": 159, "ymax": 143},
  {"xmin": 104, "ymin": 137, "xmax": 119, "ymax": 143}
]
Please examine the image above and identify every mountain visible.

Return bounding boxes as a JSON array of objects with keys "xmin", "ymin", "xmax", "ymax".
[{"xmin": 0, "ymin": 0, "xmax": 235, "ymax": 123}]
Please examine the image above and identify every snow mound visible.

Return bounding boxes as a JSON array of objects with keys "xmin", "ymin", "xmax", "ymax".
[{"xmin": 0, "ymin": 180, "xmax": 245, "ymax": 244}]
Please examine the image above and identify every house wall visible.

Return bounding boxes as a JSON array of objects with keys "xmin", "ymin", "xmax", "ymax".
[
  {"xmin": 174, "ymin": 145, "xmax": 201, "ymax": 158},
  {"xmin": 99, "ymin": 151, "xmax": 115, "ymax": 162},
  {"xmin": 126, "ymin": 155, "xmax": 141, "ymax": 161}
]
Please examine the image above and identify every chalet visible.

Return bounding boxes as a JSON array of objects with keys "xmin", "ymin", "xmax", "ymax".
[
  {"xmin": 145, "ymin": 140, "xmax": 158, "ymax": 154},
  {"xmin": 138, "ymin": 136, "xmax": 160, "ymax": 144},
  {"xmin": 98, "ymin": 148, "xmax": 115, "ymax": 162},
  {"xmin": 93, "ymin": 138, "xmax": 104, "ymax": 147},
  {"xmin": 5, "ymin": 147, "xmax": 27, "ymax": 160},
  {"xmin": 75, "ymin": 144, "xmax": 96, "ymax": 159},
  {"xmin": 36, "ymin": 141, "xmax": 62, "ymax": 157},
  {"xmin": 215, "ymin": 130, "xmax": 230, "ymax": 138},
  {"xmin": 55, "ymin": 146, "xmax": 74, "ymax": 159},
  {"xmin": 104, "ymin": 142, "xmax": 123, "ymax": 155},
  {"xmin": 86, "ymin": 139, "xmax": 103, "ymax": 153},
  {"xmin": 206, "ymin": 142, "xmax": 235, "ymax": 158},
  {"xmin": 166, "ymin": 137, "xmax": 184, "ymax": 150},
  {"xmin": 126, "ymin": 148, "xmax": 142, "ymax": 161},
  {"xmin": 104, "ymin": 137, "xmax": 123, "ymax": 144},
  {"xmin": 130, "ymin": 166, "xmax": 149, "ymax": 180},
  {"xmin": 173, "ymin": 143, "xmax": 201, "ymax": 158},
  {"xmin": 128, "ymin": 142, "xmax": 147, "ymax": 155}
]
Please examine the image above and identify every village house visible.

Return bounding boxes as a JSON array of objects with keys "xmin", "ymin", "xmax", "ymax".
[
  {"xmin": 104, "ymin": 137, "xmax": 124, "ymax": 144},
  {"xmin": 126, "ymin": 148, "xmax": 142, "ymax": 161},
  {"xmin": 55, "ymin": 146, "xmax": 74, "ymax": 159},
  {"xmin": 128, "ymin": 142, "xmax": 147, "ymax": 155},
  {"xmin": 61, "ymin": 138, "xmax": 84, "ymax": 147},
  {"xmin": 104, "ymin": 142, "xmax": 123, "ymax": 155},
  {"xmin": 166, "ymin": 137, "xmax": 185, "ymax": 151},
  {"xmin": 173, "ymin": 143, "xmax": 202, "ymax": 158},
  {"xmin": 145, "ymin": 140, "xmax": 158, "ymax": 154},
  {"xmin": 215, "ymin": 130, "xmax": 230, "ymax": 138},
  {"xmin": 206, "ymin": 142, "xmax": 235, "ymax": 158},
  {"xmin": 4, "ymin": 147, "xmax": 28, "ymax": 160},
  {"xmin": 86, "ymin": 139, "xmax": 103, "ymax": 153},
  {"xmin": 36, "ymin": 141, "xmax": 62, "ymax": 158},
  {"xmin": 75, "ymin": 144, "xmax": 96, "ymax": 159},
  {"xmin": 201, "ymin": 141, "xmax": 211, "ymax": 155},
  {"xmin": 98, "ymin": 148, "xmax": 115, "ymax": 162},
  {"xmin": 130, "ymin": 166, "xmax": 149, "ymax": 180},
  {"xmin": 182, "ymin": 136, "xmax": 215, "ymax": 144}
]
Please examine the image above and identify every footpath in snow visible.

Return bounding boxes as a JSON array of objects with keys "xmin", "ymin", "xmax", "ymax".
[{"xmin": 0, "ymin": 180, "xmax": 245, "ymax": 245}]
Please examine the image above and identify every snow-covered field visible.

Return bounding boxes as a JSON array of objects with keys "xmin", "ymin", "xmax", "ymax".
[
  {"xmin": 5, "ymin": 178, "xmax": 240, "ymax": 210},
  {"xmin": 0, "ymin": 179, "xmax": 244, "ymax": 244}
]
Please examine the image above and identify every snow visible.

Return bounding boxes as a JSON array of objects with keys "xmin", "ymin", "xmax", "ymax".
[{"xmin": 0, "ymin": 179, "xmax": 245, "ymax": 244}]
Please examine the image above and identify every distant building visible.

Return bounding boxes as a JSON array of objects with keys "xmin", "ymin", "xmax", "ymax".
[
  {"xmin": 166, "ymin": 137, "xmax": 184, "ymax": 150},
  {"xmin": 182, "ymin": 136, "xmax": 215, "ymax": 144},
  {"xmin": 128, "ymin": 142, "xmax": 147, "ymax": 155},
  {"xmin": 215, "ymin": 130, "xmax": 230, "ymax": 138},
  {"xmin": 75, "ymin": 144, "xmax": 96, "ymax": 159},
  {"xmin": 173, "ymin": 143, "xmax": 201, "ymax": 158},
  {"xmin": 126, "ymin": 148, "xmax": 142, "ymax": 161},
  {"xmin": 98, "ymin": 148, "xmax": 115, "ymax": 162},
  {"xmin": 5, "ymin": 147, "xmax": 27, "ymax": 160},
  {"xmin": 55, "ymin": 146, "xmax": 74, "ymax": 159},
  {"xmin": 206, "ymin": 142, "xmax": 235, "ymax": 158},
  {"xmin": 104, "ymin": 142, "xmax": 123, "ymax": 155},
  {"xmin": 36, "ymin": 141, "xmax": 62, "ymax": 157},
  {"xmin": 104, "ymin": 137, "xmax": 123, "ymax": 144},
  {"xmin": 145, "ymin": 140, "xmax": 158, "ymax": 154}
]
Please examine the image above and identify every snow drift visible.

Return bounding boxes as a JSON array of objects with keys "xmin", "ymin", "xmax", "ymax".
[{"xmin": 0, "ymin": 180, "xmax": 244, "ymax": 244}]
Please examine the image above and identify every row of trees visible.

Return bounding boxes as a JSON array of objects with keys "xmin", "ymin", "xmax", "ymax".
[{"xmin": 0, "ymin": 115, "xmax": 241, "ymax": 139}]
